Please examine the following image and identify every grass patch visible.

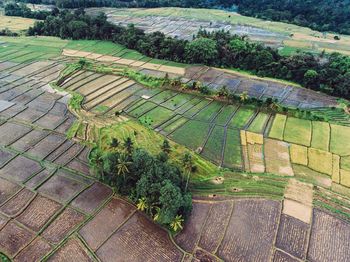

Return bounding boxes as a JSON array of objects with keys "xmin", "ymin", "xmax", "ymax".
[
  {"xmin": 68, "ymin": 93, "xmax": 84, "ymax": 110},
  {"xmin": 123, "ymin": 68, "xmax": 165, "ymax": 89},
  {"xmin": 97, "ymin": 119, "xmax": 219, "ymax": 179},
  {"xmin": 66, "ymin": 121, "xmax": 80, "ymax": 139},
  {"xmin": 190, "ymin": 171, "xmax": 288, "ymax": 199},
  {"xmin": 284, "ymin": 117, "xmax": 312, "ymax": 146},
  {"xmin": 0, "ymin": 252, "xmax": 10, "ymax": 262}
]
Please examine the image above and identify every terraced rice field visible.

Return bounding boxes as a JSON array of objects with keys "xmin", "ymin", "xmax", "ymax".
[
  {"xmin": 59, "ymin": 70, "xmax": 280, "ymax": 169},
  {"xmin": 0, "ymin": 34, "xmax": 350, "ymax": 262},
  {"xmin": 58, "ymin": 67, "xmax": 350, "ymax": 190}
]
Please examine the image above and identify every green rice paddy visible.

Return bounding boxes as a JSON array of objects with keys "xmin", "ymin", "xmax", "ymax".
[
  {"xmin": 284, "ymin": 117, "xmax": 312, "ymax": 146},
  {"xmin": 268, "ymin": 114, "xmax": 287, "ymax": 140}
]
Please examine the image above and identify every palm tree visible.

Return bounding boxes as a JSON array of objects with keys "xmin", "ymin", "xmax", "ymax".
[
  {"xmin": 182, "ymin": 152, "xmax": 193, "ymax": 171},
  {"xmin": 110, "ymin": 138, "xmax": 119, "ymax": 149},
  {"xmin": 239, "ymin": 91, "xmax": 249, "ymax": 102},
  {"xmin": 161, "ymin": 139, "xmax": 171, "ymax": 154},
  {"xmin": 182, "ymin": 152, "xmax": 194, "ymax": 192},
  {"xmin": 90, "ymin": 148, "xmax": 104, "ymax": 180},
  {"xmin": 170, "ymin": 215, "xmax": 184, "ymax": 232},
  {"xmin": 116, "ymin": 153, "xmax": 131, "ymax": 178},
  {"xmin": 152, "ymin": 206, "xmax": 161, "ymax": 222},
  {"xmin": 218, "ymin": 86, "xmax": 229, "ymax": 101},
  {"xmin": 137, "ymin": 197, "xmax": 148, "ymax": 212},
  {"xmin": 123, "ymin": 137, "xmax": 133, "ymax": 155}
]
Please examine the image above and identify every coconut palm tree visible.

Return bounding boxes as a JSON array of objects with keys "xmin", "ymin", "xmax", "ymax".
[
  {"xmin": 116, "ymin": 153, "xmax": 131, "ymax": 177},
  {"xmin": 239, "ymin": 91, "xmax": 249, "ymax": 102},
  {"xmin": 123, "ymin": 137, "xmax": 133, "ymax": 155},
  {"xmin": 90, "ymin": 148, "xmax": 104, "ymax": 180},
  {"xmin": 170, "ymin": 215, "xmax": 184, "ymax": 232},
  {"xmin": 152, "ymin": 206, "xmax": 161, "ymax": 222},
  {"xmin": 137, "ymin": 197, "xmax": 148, "ymax": 212}
]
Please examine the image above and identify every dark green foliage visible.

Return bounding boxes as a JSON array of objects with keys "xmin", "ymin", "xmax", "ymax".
[
  {"xmin": 26, "ymin": 9, "xmax": 350, "ymax": 99},
  {"xmin": 110, "ymin": 138, "xmax": 119, "ymax": 148},
  {"xmin": 235, "ymin": 0, "xmax": 350, "ymax": 35},
  {"xmin": 161, "ymin": 139, "xmax": 171, "ymax": 154},
  {"xmin": 90, "ymin": 147, "xmax": 192, "ymax": 228},
  {"xmin": 5, "ymin": 2, "xmax": 53, "ymax": 20},
  {"xmin": 17, "ymin": 0, "xmax": 236, "ymax": 9}
]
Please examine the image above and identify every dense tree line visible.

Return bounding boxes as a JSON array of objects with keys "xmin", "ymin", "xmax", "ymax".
[
  {"xmin": 27, "ymin": 9, "xmax": 350, "ymax": 99},
  {"xmin": 14, "ymin": 0, "xmax": 350, "ymax": 35},
  {"xmin": 89, "ymin": 138, "xmax": 192, "ymax": 231},
  {"xmin": 4, "ymin": 2, "xmax": 53, "ymax": 20},
  {"xmin": 12, "ymin": 0, "xmax": 236, "ymax": 9},
  {"xmin": 234, "ymin": 0, "xmax": 350, "ymax": 35}
]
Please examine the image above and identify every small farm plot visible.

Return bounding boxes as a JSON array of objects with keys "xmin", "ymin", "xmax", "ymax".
[
  {"xmin": 247, "ymin": 143, "xmax": 265, "ymax": 173},
  {"xmin": 183, "ymin": 99, "xmax": 211, "ymax": 118},
  {"xmin": 283, "ymin": 117, "xmax": 312, "ymax": 147},
  {"xmin": 64, "ymin": 40, "xmax": 99, "ymax": 51},
  {"xmin": 311, "ymin": 121, "xmax": 330, "ymax": 151},
  {"xmin": 193, "ymin": 101, "xmax": 223, "ymax": 122},
  {"xmin": 75, "ymin": 75, "xmax": 121, "ymax": 96},
  {"xmin": 214, "ymin": 105, "xmax": 237, "ymax": 126},
  {"xmin": 128, "ymin": 101, "xmax": 158, "ymax": 118},
  {"xmin": 330, "ymin": 124, "xmax": 350, "ymax": 156},
  {"xmin": 84, "ymin": 79, "xmax": 134, "ymax": 108},
  {"xmin": 308, "ymin": 148, "xmax": 333, "ymax": 176},
  {"xmin": 268, "ymin": 114, "xmax": 287, "ymax": 140},
  {"xmin": 170, "ymin": 120, "xmax": 211, "ymax": 151},
  {"xmin": 0, "ymin": 16, "xmax": 36, "ymax": 31},
  {"xmin": 175, "ymin": 97, "xmax": 202, "ymax": 114},
  {"xmin": 264, "ymin": 138, "xmax": 294, "ymax": 176},
  {"xmin": 149, "ymin": 90, "xmax": 177, "ymax": 104},
  {"xmin": 60, "ymin": 71, "xmax": 96, "ymax": 89},
  {"xmin": 83, "ymin": 77, "xmax": 126, "ymax": 102},
  {"xmin": 201, "ymin": 125, "xmax": 225, "ymax": 164},
  {"xmin": 99, "ymin": 84, "xmax": 141, "ymax": 109},
  {"xmin": 138, "ymin": 106, "xmax": 175, "ymax": 128},
  {"xmin": 160, "ymin": 116, "xmax": 189, "ymax": 135},
  {"xmin": 80, "ymin": 41, "xmax": 126, "ymax": 55},
  {"xmin": 66, "ymin": 73, "xmax": 103, "ymax": 91},
  {"xmin": 223, "ymin": 128, "xmax": 242, "ymax": 169},
  {"xmin": 247, "ymin": 112, "xmax": 269, "ymax": 133},
  {"xmin": 161, "ymin": 93, "xmax": 193, "ymax": 110},
  {"xmin": 228, "ymin": 106, "xmax": 255, "ymax": 129}
]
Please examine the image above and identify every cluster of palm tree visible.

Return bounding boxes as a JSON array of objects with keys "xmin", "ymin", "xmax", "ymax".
[{"xmin": 90, "ymin": 137, "xmax": 192, "ymax": 232}]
